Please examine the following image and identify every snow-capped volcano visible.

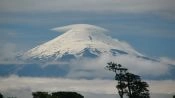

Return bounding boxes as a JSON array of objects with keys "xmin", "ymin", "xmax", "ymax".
[
  {"xmin": 22, "ymin": 24, "xmax": 142, "ymax": 62},
  {"xmin": 3, "ymin": 24, "xmax": 174, "ymax": 79}
]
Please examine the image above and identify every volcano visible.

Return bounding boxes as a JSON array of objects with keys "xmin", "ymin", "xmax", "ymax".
[
  {"xmin": 22, "ymin": 24, "xmax": 143, "ymax": 63},
  {"xmin": 1, "ymin": 24, "xmax": 174, "ymax": 79}
]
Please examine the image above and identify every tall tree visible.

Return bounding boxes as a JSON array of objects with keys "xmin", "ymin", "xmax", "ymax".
[
  {"xmin": 106, "ymin": 62, "xmax": 128, "ymax": 98},
  {"xmin": 106, "ymin": 62, "xmax": 150, "ymax": 98}
]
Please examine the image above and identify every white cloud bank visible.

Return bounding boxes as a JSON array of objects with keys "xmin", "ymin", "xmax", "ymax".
[
  {"xmin": 63, "ymin": 53, "xmax": 174, "ymax": 79},
  {"xmin": 0, "ymin": 76, "xmax": 174, "ymax": 98},
  {"xmin": 0, "ymin": 75, "xmax": 116, "ymax": 94}
]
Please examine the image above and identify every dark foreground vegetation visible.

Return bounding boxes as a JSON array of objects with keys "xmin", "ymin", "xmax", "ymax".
[
  {"xmin": 32, "ymin": 91, "xmax": 84, "ymax": 98},
  {"xmin": 106, "ymin": 62, "xmax": 150, "ymax": 98},
  {"xmin": 0, "ymin": 92, "xmax": 83, "ymax": 98},
  {"xmin": 0, "ymin": 93, "xmax": 3, "ymax": 98}
]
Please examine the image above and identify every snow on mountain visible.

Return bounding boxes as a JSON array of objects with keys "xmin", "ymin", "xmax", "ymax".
[
  {"xmin": 22, "ymin": 24, "xmax": 142, "ymax": 62},
  {"xmin": 2, "ymin": 24, "xmax": 174, "ymax": 79}
]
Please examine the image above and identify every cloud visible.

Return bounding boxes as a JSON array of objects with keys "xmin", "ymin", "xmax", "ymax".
[
  {"xmin": 0, "ymin": 0, "xmax": 174, "ymax": 18},
  {"xmin": 1, "ymin": 88, "xmax": 32, "ymax": 98},
  {"xmin": 0, "ymin": 76, "xmax": 175, "ymax": 98},
  {"xmin": 148, "ymin": 80, "xmax": 175, "ymax": 94},
  {"xmin": 0, "ymin": 43, "xmax": 24, "ymax": 64},
  {"xmin": 114, "ymin": 55, "xmax": 169, "ymax": 76},
  {"xmin": 0, "ymin": 75, "xmax": 116, "ymax": 94},
  {"xmin": 0, "ymin": 54, "xmax": 172, "ymax": 79},
  {"xmin": 51, "ymin": 24, "xmax": 108, "ymax": 34},
  {"xmin": 63, "ymin": 54, "xmax": 171, "ymax": 79},
  {"xmin": 160, "ymin": 57, "xmax": 175, "ymax": 65}
]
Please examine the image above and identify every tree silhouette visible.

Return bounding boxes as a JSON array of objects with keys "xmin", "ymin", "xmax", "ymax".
[
  {"xmin": 106, "ymin": 62, "xmax": 128, "ymax": 98},
  {"xmin": 0, "ymin": 93, "xmax": 3, "ymax": 98},
  {"xmin": 106, "ymin": 62, "xmax": 150, "ymax": 98},
  {"xmin": 51, "ymin": 92, "xmax": 84, "ymax": 98},
  {"xmin": 32, "ymin": 91, "xmax": 84, "ymax": 98},
  {"xmin": 32, "ymin": 92, "xmax": 50, "ymax": 98}
]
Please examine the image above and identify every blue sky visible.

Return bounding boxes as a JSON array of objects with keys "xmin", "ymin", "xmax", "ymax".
[{"xmin": 0, "ymin": 0, "xmax": 175, "ymax": 97}]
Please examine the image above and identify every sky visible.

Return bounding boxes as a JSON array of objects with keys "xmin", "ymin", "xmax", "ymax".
[{"xmin": 0, "ymin": 0, "xmax": 175, "ymax": 98}]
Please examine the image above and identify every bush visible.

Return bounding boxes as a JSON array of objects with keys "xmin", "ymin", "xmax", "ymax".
[{"xmin": 32, "ymin": 91, "xmax": 84, "ymax": 98}]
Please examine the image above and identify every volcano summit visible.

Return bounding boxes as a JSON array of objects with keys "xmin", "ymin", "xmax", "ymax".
[{"xmin": 22, "ymin": 24, "xmax": 142, "ymax": 63}]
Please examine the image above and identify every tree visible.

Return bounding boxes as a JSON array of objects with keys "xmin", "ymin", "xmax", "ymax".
[
  {"xmin": 106, "ymin": 62, "xmax": 128, "ymax": 98},
  {"xmin": 32, "ymin": 92, "xmax": 50, "ymax": 98},
  {"xmin": 106, "ymin": 62, "xmax": 150, "ymax": 98},
  {"xmin": 0, "ymin": 93, "xmax": 3, "ymax": 98},
  {"xmin": 51, "ymin": 92, "xmax": 84, "ymax": 98},
  {"xmin": 32, "ymin": 91, "xmax": 84, "ymax": 98}
]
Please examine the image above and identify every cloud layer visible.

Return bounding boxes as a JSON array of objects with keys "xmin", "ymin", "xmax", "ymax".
[
  {"xmin": 65, "ymin": 54, "xmax": 175, "ymax": 79},
  {"xmin": 0, "ymin": 76, "xmax": 175, "ymax": 98},
  {"xmin": 0, "ymin": 0, "xmax": 174, "ymax": 17},
  {"xmin": 0, "ymin": 38, "xmax": 175, "ymax": 79}
]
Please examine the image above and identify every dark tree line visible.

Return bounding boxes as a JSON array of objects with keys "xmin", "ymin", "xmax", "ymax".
[
  {"xmin": 0, "ymin": 92, "xmax": 83, "ymax": 98},
  {"xmin": 106, "ymin": 62, "xmax": 150, "ymax": 98},
  {"xmin": 32, "ymin": 91, "xmax": 84, "ymax": 98}
]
